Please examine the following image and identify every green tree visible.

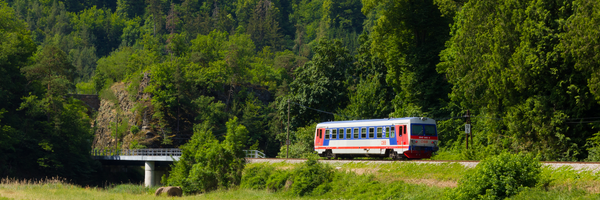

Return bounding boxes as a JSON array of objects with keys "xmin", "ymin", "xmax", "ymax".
[
  {"xmin": 165, "ymin": 117, "xmax": 248, "ymax": 194},
  {"xmin": 338, "ymin": 33, "xmax": 393, "ymax": 120},
  {"xmin": 282, "ymin": 39, "xmax": 354, "ymax": 129},
  {"xmin": 21, "ymin": 45, "xmax": 75, "ymax": 121},
  {"xmin": 93, "ymin": 47, "xmax": 134, "ymax": 91},
  {"xmin": 0, "ymin": 0, "xmax": 37, "ymax": 177},
  {"xmin": 362, "ymin": 0, "xmax": 451, "ymax": 117},
  {"xmin": 16, "ymin": 37, "xmax": 97, "ymax": 185},
  {"xmin": 437, "ymin": 0, "xmax": 596, "ymax": 160},
  {"xmin": 560, "ymin": 0, "xmax": 600, "ymax": 159},
  {"xmin": 246, "ymin": 0, "xmax": 283, "ymax": 50}
]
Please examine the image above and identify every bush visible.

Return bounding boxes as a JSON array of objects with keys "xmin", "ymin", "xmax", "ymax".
[
  {"xmin": 448, "ymin": 152, "xmax": 541, "ymax": 200},
  {"xmin": 241, "ymin": 165, "xmax": 275, "ymax": 189},
  {"xmin": 265, "ymin": 169, "xmax": 291, "ymax": 192},
  {"xmin": 130, "ymin": 126, "xmax": 140, "ymax": 135},
  {"xmin": 290, "ymin": 157, "xmax": 334, "ymax": 196}
]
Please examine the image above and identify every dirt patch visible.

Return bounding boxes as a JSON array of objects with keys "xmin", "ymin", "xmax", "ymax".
[
  {"xmin": 276, "ymin": 166, "xmax": 293, "ymax": 170},
  {"xmin": 585, "ymin": 186, "xmax": 600, "ymax": 194},
  {"xmin": 342, "ymin": 168, "xmax": 379, "ymax": 175},
  {"xmin": 336, "ymin": 167, "xmax": 457, "ymax": 188},
  {"xmin": 0, "ymin": 189, "xmax": 23, "ymax": 199},
  {"xmin": 552, "ymin": 183, "xmax": 600, "ymax": 194},
  {"xmin": 403, "ymin": 178, "xmax": 457, "ymax": 188}
]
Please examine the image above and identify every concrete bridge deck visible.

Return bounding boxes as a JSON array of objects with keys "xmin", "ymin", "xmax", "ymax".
[{"xmin": 92, "ymin": 148, "xmax": 264, "ymax": 187}]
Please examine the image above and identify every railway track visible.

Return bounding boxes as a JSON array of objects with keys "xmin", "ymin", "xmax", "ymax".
[{"xmin": 246, "ymin": 158, "xmax": 600, "ymax": 171}]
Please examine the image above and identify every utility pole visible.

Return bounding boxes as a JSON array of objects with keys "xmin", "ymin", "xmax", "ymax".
[
  {"xmin": 465, "ymin": 110, "xmax": 471, "ymax": 150},
  {"xmin": 287, "ymin": 99, "xmax": 290, "ymax": 158},
  {"xmin": 115, "ymin": 109, "xmax": 119, "ymax": 155},
  {"xmin": 469, "ymin": 111, "xmax": 473, "ymax": 146}
]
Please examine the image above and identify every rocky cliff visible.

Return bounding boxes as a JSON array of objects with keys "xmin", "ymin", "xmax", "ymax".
[{"xmin": 92, "ymin": 73, "xmax": 161, "ymax": 150}]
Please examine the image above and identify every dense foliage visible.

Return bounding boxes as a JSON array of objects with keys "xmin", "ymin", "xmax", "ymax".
[
  {"xmin": 240, "ymin": 157, "xmax": 334, "ymax": 196},
  {"xmin": 0, "ymin": 1, "xmax": 99, "ymax": 184},
  {"xmin": 164, "ymin": 118, "xmax": 248, "ymax": 194},
  {"xmin": 3, "ymin": 0, "xmax": 600, "ymax": 188},
  {"xmin": 448, "ymin": 153, "xmax": 542, "ymax": 199}
]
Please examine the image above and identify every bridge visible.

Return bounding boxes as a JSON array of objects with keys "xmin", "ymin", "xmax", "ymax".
[{"xmin": 92, "ymin": 148, "xmax": 265, "ymax": 187}]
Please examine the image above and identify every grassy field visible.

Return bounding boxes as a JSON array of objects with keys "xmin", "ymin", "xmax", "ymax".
[{"xmin": 2, "ymin": 161, "xmax": 600, "ymax": 199}]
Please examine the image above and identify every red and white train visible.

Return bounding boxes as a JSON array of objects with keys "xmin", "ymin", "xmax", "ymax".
[{"xmin": 314, "ymin": 117, "xmax": 438, "ymax": 159}]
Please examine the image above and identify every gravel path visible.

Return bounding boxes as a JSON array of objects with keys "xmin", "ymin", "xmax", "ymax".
[{"xmin": 247, "ymin": 158, "xmax": 600, "ymax": 171}]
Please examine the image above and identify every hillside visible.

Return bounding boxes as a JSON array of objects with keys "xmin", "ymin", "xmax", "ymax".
[{"xmin": 2, "ymin": 0, "xmax": 600, "ymax": 184}]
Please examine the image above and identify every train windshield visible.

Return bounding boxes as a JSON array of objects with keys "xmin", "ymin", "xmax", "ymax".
[
  {"xmin": 424, "ymin": 125, "xmax": 436, "ymax": 136},
  {"xmin": 411, "ymin": 124, "xmax": 437, "ymax": 136}
]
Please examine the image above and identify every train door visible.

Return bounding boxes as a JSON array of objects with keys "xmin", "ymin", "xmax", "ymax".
[
  {"xmin": 323, "ymin": 129, "xmax": 330, "ymax": 146},
  {"xmin": 314, "ymin": 128, "xmax": 325, "ymax": 146},
  {"xmin": 396, "ymin": 125, "xmax": 408, "ymax": 146}
]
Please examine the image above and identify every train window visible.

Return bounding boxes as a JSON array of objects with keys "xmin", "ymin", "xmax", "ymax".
[
  {"xmin": 411, "ymin": 125, "xmax": 424, "ymax": 136},
  {"xmin": 369, "ymin": 128, "xmax": 374, "ymax": 138},
  {"xmin": 390, "ymin": 127, "xmax": 395, "ymax": 138},
  {"xmin": 353, "ymin": 128, "xmax": 359, "ymax": 139},
  {"xmin": 400, "ymin": 126, "xmax": 405, "ymax": 136},
  {"xmin": 403, "ymin": 126, "xmax": 407, "ymax": 135},
  {"xmin": 385, "ymin": 127, "xmax": 390, "ymax": 138},
  {"xmin": 325, "ymin": 130, "xmax": 330, "ymax": 139},
  {"xmin": 332, "ymin": 129, "xmax": 337, "ymax": 139},
  {"xmin": 424, "ymin": 125, "xmax": 437, "ymax": 136},
  {"xmin": 361, "ymin": 128, "xmax": 367, "ymax": 138},
  {"xmin": 346, "ymin": 128, "xmax": 351, "ymax": 139},
  {"xmin": 377, "ymin": 127, "xmax": 383, "ymax": 138}
]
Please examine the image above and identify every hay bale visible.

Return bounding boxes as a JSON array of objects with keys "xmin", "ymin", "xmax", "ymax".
[{"xmin": 155, "ymin": 186, "xmax": 182, "ymax": 197}]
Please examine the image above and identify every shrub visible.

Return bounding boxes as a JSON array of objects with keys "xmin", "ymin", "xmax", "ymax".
[
  {"xmin": 265, "ymin": 169, "xmax": 291, "ymax": 192},
  {"xmin": 448, "ymin": 152, "xmax": 541, "ymax": 200},
  {"xmin": 130, "ymin": 126, "xmax": 140, "ymax": 135},
  {"xmin": 290, "ymin": 157, "xmax": 334, "ymax": 196},
  {"xmin": 241, "ymin": 165, "xmax": 275, "ymax": 189}
]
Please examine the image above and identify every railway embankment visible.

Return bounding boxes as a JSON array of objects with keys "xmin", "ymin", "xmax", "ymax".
[{"xmin": 248, "ymin": 158, "xmax": 600, "ymax": 171}]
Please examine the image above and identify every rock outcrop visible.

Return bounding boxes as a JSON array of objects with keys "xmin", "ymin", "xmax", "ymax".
[{"xmin": 92, "ymin": 73, "xmax": 161, "ymax": 150}]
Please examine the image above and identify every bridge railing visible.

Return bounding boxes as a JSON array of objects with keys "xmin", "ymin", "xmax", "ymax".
[
  {"xmin": 243, "ymin": 150, "xmax": 266, "ymax": 158},
  {"xmin": 91, "ymin": 148, "xmax": 182, "ymax": 157},
  {"xmin": 92, "ymin": 148, "xmax": 265, "ymax": 158}
]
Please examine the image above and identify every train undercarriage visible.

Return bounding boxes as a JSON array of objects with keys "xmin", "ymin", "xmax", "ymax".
[{"xmin": 318, "ymin": 149, "xmax": 433, "ymax": 160}]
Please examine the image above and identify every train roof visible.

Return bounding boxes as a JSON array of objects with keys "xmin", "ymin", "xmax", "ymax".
[{"xmin": 316, "ymin": 117, "xmax": 436, "ymax": 128}]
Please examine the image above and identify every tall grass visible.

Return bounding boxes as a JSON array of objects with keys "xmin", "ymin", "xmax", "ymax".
[{"xmin": 0, "ymin": 176, "xmax": 75, "ymax": 190}]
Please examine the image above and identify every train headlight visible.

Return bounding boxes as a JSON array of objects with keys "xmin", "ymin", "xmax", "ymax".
[{"xmin": 410, "ymin": 140, "xmax": 415, "ymax": 145}]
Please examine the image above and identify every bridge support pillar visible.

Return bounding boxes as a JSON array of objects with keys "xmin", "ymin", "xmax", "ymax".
[{"xmin": 145, "ymin": 161, "xmax": 155, "ymax": 187}]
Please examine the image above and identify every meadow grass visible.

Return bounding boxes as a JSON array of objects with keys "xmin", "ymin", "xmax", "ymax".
[
  {"xmin": 0, "ymin": 181, "xmax": 290, "ymax": 200},
  {"xmin": 3, "ymin": 162, "xmax": 600, "ymax": 199},
  {"xmin": 540, "ymin": 165, "xmax": 600, "ymax": 194},
  {"xmin": 509, "ymin": 187, "xmax": 600, "ymax": 200}
]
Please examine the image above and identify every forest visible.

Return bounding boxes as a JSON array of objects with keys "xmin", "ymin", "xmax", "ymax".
[{"xmin": 2, "ymin": 0, "xmax": 600, "ymax": 184}]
